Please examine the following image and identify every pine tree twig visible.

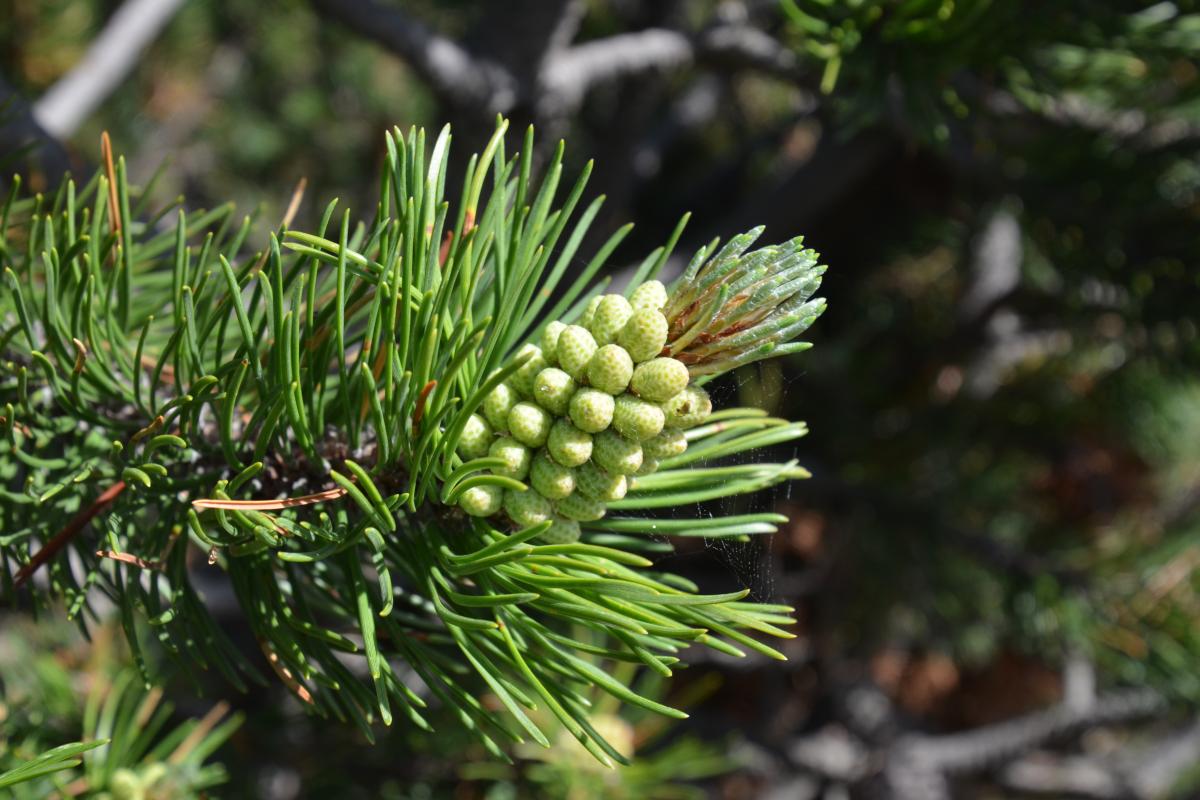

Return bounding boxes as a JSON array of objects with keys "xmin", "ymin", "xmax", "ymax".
[
  {"xmin": 889, "ymin": 688, "xmax": 1165, "ymax": 777},
  {"xmin": 787, "ymin": 725, "xmax": 870, "ymax": 782},
  {"xmin": 983, "ymin": 87, "xmax": 1200, "ymax": 150},
  {"xmin": 998, "ymin": 753, "xmax": 1128, "ymax": 799},
  {"xmin": 308, "ymin": 0, "xmax": 802, "ymax": 125},
  {"xmin": 14, "ymin": 480, "xmax": 128, "ymax": 588},
  {"xmin": 542, "ymin": 0, "xmax": 586, "ymax": 57},
  {"xmin": 33, "ymin": 0, "xmax": 187, "ymax": 139},
  {"xmin": 696, "ymin": 24, "xmax": 802, "ymax": 82},
  {"xmin": 998, "ymin": 717, "xmax": 1200, "ymax": 798},
  {"xmin": 540, "ymin": 25, "xmax": 802, "ymax": 114},
  {"xmin": 958, "ymin": 207, "xmax": 1022, "ymax": 323},
  {"xmin": 791, "ymin": 678, "xmax": 1165, "ymax": 799},
  {"xmin": 540, "ymin": 29, "xmax": 693, "ymax": 106},
  {"xmin": 1127, "ymin": 718, "xmax": 1200, "ymax": 798},
  {"xmin": 2, "ymin": 119, "xmax": 824, "ymax": 760},
  {"xmin": 308, "ymin": 0, "xmax": 517, "ymax": 113}
]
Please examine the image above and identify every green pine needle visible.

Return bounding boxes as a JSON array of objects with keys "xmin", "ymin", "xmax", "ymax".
[{"xmin": 0, "ymin": 119, "xmax": 826, "ymax": 763}]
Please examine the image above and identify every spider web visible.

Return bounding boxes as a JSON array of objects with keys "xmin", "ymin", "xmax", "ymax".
[{"xmin": 649, "ymin": 363, "xmax": 812, "ymax": 604}]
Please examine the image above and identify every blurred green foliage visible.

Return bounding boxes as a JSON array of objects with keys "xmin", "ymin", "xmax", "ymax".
[
  {"xmin": 2, "ymin": 0, "xmax": 446, "ymax": 213},
  {"xmin": 0, "ymin": 618, "xmax": 734, "ymax": 800},
  {"xmin": 0, "ymin": 619, "xmax": 241, "ymax": 799},
  {"xmin": 738, "ymin": 2, "xmax": 1200, "ymax": 704},
  {"xmin": 782, "ymin": 0, "xmax": 1200, "ymax": 144}
]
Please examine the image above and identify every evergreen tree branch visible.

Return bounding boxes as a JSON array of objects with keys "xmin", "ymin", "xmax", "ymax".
[
  {"xmin": 903, "ymin": 690, "xmax": 1165, "ymax": 774},
  {"xmin": 308, "ymin": 0, "xmax": 518, "ymax": 113},
  {"xmin": 305, "ymin": 0, "xmax": 801, "ymax": 129},
  {"xmin": 791, "ymin": 685, "xmax": 1166, "ymax": 799},
  {"xmin": 982, "ymin": 86, "xmax": 1200, "ymax": 151},
  {"xmin": 696, "ymin": 24, "xmax": 804, "ymax": 82},
  {"xmin": 13, "ymin": 480, "xmax": 127, "ymax": 588},
  {"xmin": 540, "ymin": 25, "xmax": 802, "ymax": 114},
  {"xmin": 540, "ymin": 29, "xmax": 694, "ymax": 103},
  {"xmin": 33, "ymin": 0, "xmax": 187, "ymax": 139},
  {"xmin": 1, "ymin": 120, "xmax": 826, "ymax": 760},
  {"xmin": 883, "ymin": 689, "xmax": 1165, "ymax": 799}
]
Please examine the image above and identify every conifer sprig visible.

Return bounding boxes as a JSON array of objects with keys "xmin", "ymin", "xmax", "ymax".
[
  {"xmin": 1, "ymin": 120, "xmax": 826, "ymax": 763},
  {"xmin": 664, "ymin": 227, "xmax": 827, "ymax": 376}
]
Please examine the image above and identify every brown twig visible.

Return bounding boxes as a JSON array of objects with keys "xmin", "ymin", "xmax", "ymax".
[{"xmin": 15, "ymin": 480, "xmax": 128, "ymax": 588}]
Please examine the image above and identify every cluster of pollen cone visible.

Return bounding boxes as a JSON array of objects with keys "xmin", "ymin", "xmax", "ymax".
[
  {"xmin": 455, "ymin": 280, "xmax": 711, "ymax": 543},
  {"xmin": 453, "ymin": 229, "xmax": 827, "ymax": 544}
]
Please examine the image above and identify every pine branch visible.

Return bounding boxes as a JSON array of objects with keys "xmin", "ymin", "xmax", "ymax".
[
  {"xmin": 540, "ymin": 29, "xmax": 694, "ymax": 103},
  {"xmin": 307, "ymin": 0, "xmax": 801, "ymax": 129},
  {"xmin": 696, "ymin": 24, "xmax": 803, "ymax": 81},
  {"xmin": 984, "ymin": 87, "xmax": 1200, "ymax": 151},
  {"xmin": 1, "ymin": 120, "xmax": 826, "ymax": 762},
  {"xmin": 308, "ymin": 0, "xmax": 518, "ymax": 113},
  {"xmin": 32, "ymin": 0, "xmax": 187, "ymax": 139},
  {"xmin": 13, "ymin": 480, "xmax": 127, "ymax": 587},
  {"xmin": 790, "ymin": 685, "xmax": 1166, "ymax": 799},
  {"xmin": 540, "ymin": 25, "xmax": 802, "ymax": 115},
  {"xmin": 881, "ymin": 689, "xmax": 1165, "ymax": 800}
]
